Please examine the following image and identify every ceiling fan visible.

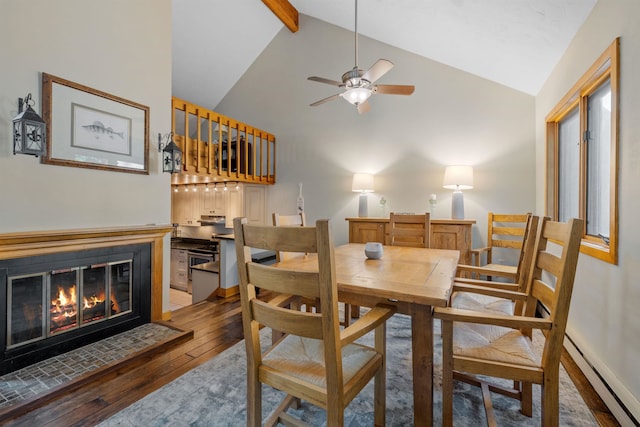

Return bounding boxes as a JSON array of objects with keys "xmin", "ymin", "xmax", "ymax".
[{"xmin": 307, "ymin": 0, "xmax": 415, "ymax": 114}]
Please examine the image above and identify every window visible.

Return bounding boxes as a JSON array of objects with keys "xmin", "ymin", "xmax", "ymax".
[{"xmin": 545, "ymin": 38, "xmax": 619, "ymax": 264}]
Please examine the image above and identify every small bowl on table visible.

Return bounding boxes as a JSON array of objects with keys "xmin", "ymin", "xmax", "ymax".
[{"xmin": 364, "ymin": 242, "xmax": 383, "ymax": 259}]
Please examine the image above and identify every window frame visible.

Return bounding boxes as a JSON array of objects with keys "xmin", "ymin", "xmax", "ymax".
[{"xmin": 545, "ymin": 38, "xmax": 619, "ymax": 264}]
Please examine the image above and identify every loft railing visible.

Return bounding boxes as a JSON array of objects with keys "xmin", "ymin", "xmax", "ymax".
[{"xmin": 171, "ymin": 97, "xmax": 276, "ymax": 184}]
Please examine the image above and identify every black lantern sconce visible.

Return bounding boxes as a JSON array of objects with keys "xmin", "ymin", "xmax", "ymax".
[
  {"xmin": 158, "ymin": 132, "xmax": 182, "ymax": 174},
  {"xmin": 13, "ymin": 93, "xmax": 46, "ymax": 157}
]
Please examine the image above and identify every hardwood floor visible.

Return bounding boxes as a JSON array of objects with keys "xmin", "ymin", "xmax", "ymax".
[{"xmin": 6, "ymin": 295, "xmax": 620, "ymax": 426}]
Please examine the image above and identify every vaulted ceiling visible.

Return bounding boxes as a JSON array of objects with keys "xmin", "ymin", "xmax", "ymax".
[{"xmin": 172, "ymin": 0, "xmax": 597, "ymax": 111}]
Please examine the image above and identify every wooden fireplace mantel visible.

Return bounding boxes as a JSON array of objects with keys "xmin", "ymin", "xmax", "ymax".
[{"xmin": 0, "ymin": 224, "xmax": 174, "ymax": 322}]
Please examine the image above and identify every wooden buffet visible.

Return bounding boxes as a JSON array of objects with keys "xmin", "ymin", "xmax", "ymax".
[{"xmin": 346, "ymin": 217, "xmax": 476, "ymax": 264}]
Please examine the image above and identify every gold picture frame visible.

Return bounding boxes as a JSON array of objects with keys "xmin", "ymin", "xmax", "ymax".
[{"xmin": 42, "ymin": 73, "xmax": 149, "ymax": 174}]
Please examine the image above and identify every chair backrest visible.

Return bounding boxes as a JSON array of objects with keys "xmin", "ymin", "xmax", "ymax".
[
  {"xmin": 234, "ymin": 217, "xmax": 343, "ymax": 392},
  {"xmin": 512, "ymin": 214, "xmax": 538, "ymax": 287},
  {"xmin": 272, "ymin": 212, "xmax": 307, "ymax": 261},
  {"xmin": 511, "ymin": 214, "xmax": 539, "ymax": 314},
  {"xmin": 487, "ymin": 212, "xmax": 530, "ymax": 250},
  {"xmin": 523, "ymin": 217, "xmax": 583, "ymax": 369},
  {"xmin": 389, "ymin": 212, "xmax": 430, "ymax": 248},
  {"xmin": 272, "ymin": 212, "xmax": 306, "ymax": 227}
]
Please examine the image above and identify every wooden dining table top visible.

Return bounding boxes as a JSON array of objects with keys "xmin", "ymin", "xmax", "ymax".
[{"xmin": 276, "ymin": 243, "xmax": 460, "ymax": 309}]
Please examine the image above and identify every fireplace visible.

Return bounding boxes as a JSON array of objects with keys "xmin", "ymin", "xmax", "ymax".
[{"xmin": 0, "ymin": 226, "xmax": 171, "ymax": 375}]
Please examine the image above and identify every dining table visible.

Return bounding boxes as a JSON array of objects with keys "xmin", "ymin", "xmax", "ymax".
[{"xmin": 274, "ymin": 243, "xmax": 460, "ymax": 426}]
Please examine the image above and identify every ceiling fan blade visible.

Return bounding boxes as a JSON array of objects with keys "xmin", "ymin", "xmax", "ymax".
[
  {"xmin": 308, "ymin": 76, "xmax": 344, "ymax": 87},
  {"xmin": 361, "ymin": 59, "xmax": 394, "ymax": 84},
  {"xmin": 310, "ymin": 93, "xmax": 341, "ymax": 107},
  {"xmin": 357, "ymin": 100, "xmax": 371, "ymax": 114},
  {"xmin": 373, "ymin": 84, "xmax": 415, "ymax": 95}
]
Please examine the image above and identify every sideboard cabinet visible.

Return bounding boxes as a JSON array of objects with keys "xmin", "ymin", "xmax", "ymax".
[{"xmin": 345, "ymin": 217, "xmax": 476, "ymax": 265}]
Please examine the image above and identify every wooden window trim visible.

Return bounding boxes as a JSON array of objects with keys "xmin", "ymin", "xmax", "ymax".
[{"xmin": 545, "ymin": 38, "xmax": 619, "ymax": 264}]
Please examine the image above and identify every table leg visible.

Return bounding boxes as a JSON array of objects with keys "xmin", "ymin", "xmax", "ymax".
[{"xmin": 411, "ymin": 304, "xmax": 433, "ymax": 426}]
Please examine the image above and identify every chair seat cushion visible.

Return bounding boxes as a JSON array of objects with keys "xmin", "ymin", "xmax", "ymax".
[
  {"xmin": 263, "ymin": 335, "xmax": 379, "ymax": 388},
  {"xmin": 451, "ymin": 291, "xmax": 515, "ymax": 315},
  {"xmin": 453, "ymin": 321, "xmax": 540, "ymax": 368}
]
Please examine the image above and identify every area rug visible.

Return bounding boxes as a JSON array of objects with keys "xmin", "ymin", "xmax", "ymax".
[{"xmin": 98, "ymin": 314, "xmax": 597, "ymax": 426}]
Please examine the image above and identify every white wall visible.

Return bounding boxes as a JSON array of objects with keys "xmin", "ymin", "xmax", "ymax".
[
  {"xmin": 0, "ymin": 0, "xmax": 174, "ymax": 312},
  {"xmin": 217, "ymin": 15, "xmax": 536, "ymax": 255},
  {"xmin": 536, "ymin": 0, "xmax": 640, "ymax": 422}
]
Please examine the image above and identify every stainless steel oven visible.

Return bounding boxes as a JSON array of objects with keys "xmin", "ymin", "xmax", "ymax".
[{"xmin": 187, "ymin": 250, "xmax": 215, "ymax": 281}]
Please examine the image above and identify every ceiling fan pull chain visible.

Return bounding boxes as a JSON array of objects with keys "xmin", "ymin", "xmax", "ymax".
[{"xmin": 354, "ymin": 0, "xmax": 359, "ymax": 68}]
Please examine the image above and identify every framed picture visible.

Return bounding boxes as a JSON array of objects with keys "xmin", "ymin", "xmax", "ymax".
[{"xmin": 42, "ymin": 73, "xmax": 149, "ymax": 174}]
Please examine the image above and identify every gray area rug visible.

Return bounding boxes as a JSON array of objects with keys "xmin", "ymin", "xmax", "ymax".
[{"xmin": 99, "ymin": 314, "xmax": 597, "ymax": 426}]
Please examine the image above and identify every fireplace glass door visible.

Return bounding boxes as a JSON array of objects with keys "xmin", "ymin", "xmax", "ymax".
[
  {"xmin": 6, "ymin": 259, "xmax": 133, "ymax": 350},
  {"xmin": 7, "ymin": 273, "xmax": 46, "ymax": 348}
]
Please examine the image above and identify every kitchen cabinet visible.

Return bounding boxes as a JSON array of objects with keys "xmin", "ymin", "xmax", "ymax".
[
  {"xmin": 225, "ymin": 185, "xmax": 243, "ymax": 228},
  {"xmin": 172, "ymin": 182, "xmax": 267, "ymax": 227},
  {"xmin": 202, "ymin": 188, "xmax": 226, "ymax": 216},
  {"xmin": 244, "ymin": 184, "xmax": 266, "ymax": 225},
  {"xmin": 170, "ymin": 248, "xmax": 188, "ymax": 291},
  {"xmin": 171, "ymin": 188, "xmax": 200, "ymax": 225},
  {"xmin": 191, "ymin": 261, "xmax": 219, "ymax": 303},
  {"xmin": 345, "ymin": 217, "xmax": 476, "ymax": 265}
]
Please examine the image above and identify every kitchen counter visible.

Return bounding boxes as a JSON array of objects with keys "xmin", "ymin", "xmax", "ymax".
[
  {"xmin": 191, "ymin": 261, "xmax": 219, "ymax": 273},
  {"xmin": 170, "ymin": 238, "xmax": 211, "ymax": 250},
  {"xmin": 214, "ymin": 233, "xmax": 234, "ymax": 240}
]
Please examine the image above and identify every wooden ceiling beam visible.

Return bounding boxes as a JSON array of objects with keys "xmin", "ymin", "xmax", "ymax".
[{"xmin": 262, "ymin": 0, "xmax": 299, "ymax": 33}]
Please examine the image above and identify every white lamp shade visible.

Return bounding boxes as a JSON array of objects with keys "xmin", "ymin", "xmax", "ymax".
[
  {"xmin": 443, "ymin": 165, "xmax": 474, "ymax": 190},
  {"xmin": 352, "ymin": 173, "xmax": 375, "ymax": 193}
]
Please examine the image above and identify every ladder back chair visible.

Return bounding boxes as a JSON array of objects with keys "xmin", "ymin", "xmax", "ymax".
[
  {"xmin": 434, "ymin": 217, "xmax": 584, "ymax": 427},
  {"xmin": 452, "ymin": 214, "xmax": 538, "ymax": 316},
  {"xmin": 471, "ymin": 212, "xmax": 530, "ymax": 278},
  {"xmin": 389, "ymin": 212, "xmax": 430, "ymax": 248},
  {"xmin": 234, "ymin": 217, "xmax": 396, "ymax": 426},
  {"xmin": 272, "ymin": 212, "xmax": 306, "ymax": 262}
]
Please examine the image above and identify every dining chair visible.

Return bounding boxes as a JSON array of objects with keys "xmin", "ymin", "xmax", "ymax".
[
  {"xmin": 470, "ymin": 212, "xmax": 530, "ymax": 278},
  {"xmin": 452, "ymin": 214, "xmax": 539, "ymax": 316},
  {"xmin": 389, "ymin": 212, "xmax": 430, "ymax": 247},
  {"xmin": 234, "ymin": 217, "xmax": 396, "ymax": 426},
  {"xmin": 434, "ymin": 217, "xmax": 583, "ymax": 426},
  {"xmin": 272, "ymin": 212, "xmax": 306, "ymax": 262}
]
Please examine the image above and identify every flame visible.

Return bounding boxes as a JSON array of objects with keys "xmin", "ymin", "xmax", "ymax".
[
  {"xmin": 83, "ymin": 294, "xmax": 104, "ymax": 309},
  {"xmin": 53, "ymin": 285, "xmax": 76, "ymax": 307},
  {"xmin": 111, "ymin": 292, "xmax": 121, "ymax": 313}
]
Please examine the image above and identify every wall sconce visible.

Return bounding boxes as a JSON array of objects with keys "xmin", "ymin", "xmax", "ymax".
[
  {"xmin": 13, "ymin": 93, "xmax": 46, "ymax": 157},
  {"xmin": 352, "ymin": 173, "xmax": 375, "ymax": 217},
  {"xmin": 442, "ymin": 165, "xmax": 473, "ymax": 220},
  {"xmin": 158, "ymin": 132, "xmax": 182, "ymax": 174}
]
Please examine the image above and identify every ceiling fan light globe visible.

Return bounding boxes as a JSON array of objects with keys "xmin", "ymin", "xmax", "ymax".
[{"xmin": 343, "ymin": 87, "xmax": 372, "ymax": 105}]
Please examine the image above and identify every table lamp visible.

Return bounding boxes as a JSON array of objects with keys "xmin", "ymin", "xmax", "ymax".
[
  {"xmin": 442, "ymin": 166, "xmax": 473, "ymax": 220},
  {"xmin": 352, "ymin": 173, "xmax": 375, "ymax": 217}
]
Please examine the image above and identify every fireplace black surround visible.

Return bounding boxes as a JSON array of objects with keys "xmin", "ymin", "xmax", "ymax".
[{"xmin": 0, "ymin": 243, "xmax": 151, "ymax": 374}]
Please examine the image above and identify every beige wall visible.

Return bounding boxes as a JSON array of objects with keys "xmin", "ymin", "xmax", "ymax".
[
  {"xmin": 217, "ymin": 15, "xmax": 536, "ymax": 255},
  {"xmin": 536, "ymin": 0, "xmax": 640, "ymax": 422},
  {"xmin": 0, "ymin": 0, "xmax": 174, "ymax": 312}
]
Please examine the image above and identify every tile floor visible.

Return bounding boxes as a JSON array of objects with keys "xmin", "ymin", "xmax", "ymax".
[{"xmin": 169, "ymin": 287, "xmax": 192, "ymax": 311}]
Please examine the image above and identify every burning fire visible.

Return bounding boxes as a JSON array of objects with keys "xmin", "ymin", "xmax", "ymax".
[
  {"xmin": 51, "ymin": 285, "xmax": 107, "ymax": 312},
  {"xmin": 50, "ymin": 285, "xmax": 112, "ymax": 331}
]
